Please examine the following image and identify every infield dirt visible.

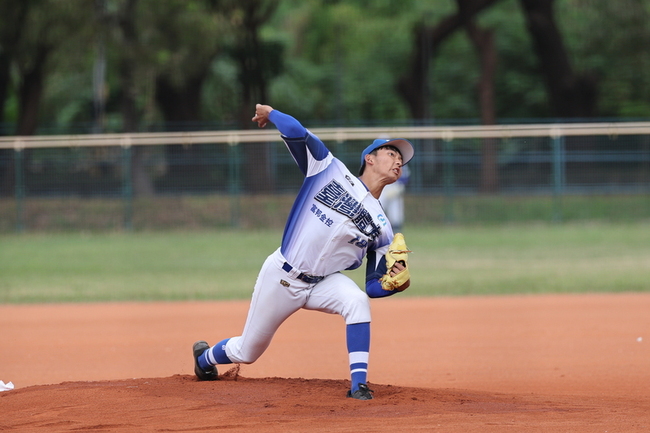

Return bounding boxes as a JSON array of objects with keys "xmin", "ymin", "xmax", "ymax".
[{"xmin": 1, "ymin": 294, "xmax": 649, "ymax": 432}]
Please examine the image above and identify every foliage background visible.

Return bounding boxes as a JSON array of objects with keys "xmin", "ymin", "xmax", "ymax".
[{"xmin": 1, "ymin": 0, "xmax": 649, "ymax": 135}]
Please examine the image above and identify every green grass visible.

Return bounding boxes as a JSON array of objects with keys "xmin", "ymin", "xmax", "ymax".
[
  {"xmin": 2, "ymin": 193, "xmax": 649, "ymax": 232},
  {"xmin": 1, "ymin": 222, "xmax": 649, "ymax": 303},
  {"xmin": 403, "ymin": 222, "xmax": 650, "ymax": 296},
  {"xmin": 0, "ymin": 231, "xmax": 277, "ymax": 303}
]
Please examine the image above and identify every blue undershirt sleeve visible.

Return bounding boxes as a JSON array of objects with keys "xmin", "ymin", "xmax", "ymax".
[
  {"xmin": 366, "ymin": 279, "xmax": 395, "ymax": 298},
  {"xmin": 268, "ymin": 110, "xmax": 306, "ymax": 138},
  {"xmin": 268, "ymin": 109, "xmax": 329, "ymax": 175},
  {"xmin": 364, "ymin": 250, "xmax": 397, "ymax": 298}
]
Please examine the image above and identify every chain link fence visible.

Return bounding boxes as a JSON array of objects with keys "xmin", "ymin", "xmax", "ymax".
[{"xmin": 1, "ymin": 123, "xmax": 649, "ymax": 232}]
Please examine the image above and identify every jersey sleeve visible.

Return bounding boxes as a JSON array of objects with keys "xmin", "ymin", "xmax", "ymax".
[{"xmin": 268, "ymin": 110, "xmax": 329, "ymax": 176}]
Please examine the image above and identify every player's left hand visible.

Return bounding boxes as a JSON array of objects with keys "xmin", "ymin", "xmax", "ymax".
[
  {"xmin": 389, "ymin": 261, "xmax": 407, "ymax": 276},
  {"xmin": 388, "ymin": 261, "xmax": 410, "ymax": 291},
  {"xmin": 252, "ymin": 104, "xmax": 273, "ymax": 128}
]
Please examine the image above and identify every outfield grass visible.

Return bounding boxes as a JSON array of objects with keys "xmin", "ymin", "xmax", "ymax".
[
  {"xmin": 2, "ymin": 193, "xmax": 649, "ymax": 232},
  {"xmin": 1, "ymin": 222, "xmax": 649, "ymax": 303}
]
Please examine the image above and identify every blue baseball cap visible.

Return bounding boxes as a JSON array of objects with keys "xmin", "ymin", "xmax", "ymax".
[{"xmin": 360, "ymin": 138, "xmax": 414, "ymax": 169}]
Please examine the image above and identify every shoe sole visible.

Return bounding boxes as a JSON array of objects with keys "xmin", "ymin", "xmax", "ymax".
[{"xmin": 347, "ymin": 392, "xmax": 373, "ymax": 400}]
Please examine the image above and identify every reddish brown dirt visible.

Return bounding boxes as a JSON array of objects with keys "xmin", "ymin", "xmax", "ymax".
[{"xmin": 1, "ymin": 294, "xmax": 649, "ymax": 432}]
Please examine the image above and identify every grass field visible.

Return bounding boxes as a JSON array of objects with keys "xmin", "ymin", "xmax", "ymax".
[
  {"xmin": 1, "ymin": 222, "xmax": 649, "ymax": 303},
  {"xmin": 2, "ymin": 193, "xmax": 650, "ymax": 232}
]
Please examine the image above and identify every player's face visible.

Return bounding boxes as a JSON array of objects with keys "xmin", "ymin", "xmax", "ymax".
[{"xmin": 374, "ymin": 147, "xmax": 403, "ymax": 181}]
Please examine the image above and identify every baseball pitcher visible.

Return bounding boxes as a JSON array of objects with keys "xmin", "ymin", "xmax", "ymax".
[{"xmin": 192, "ymin": 104, "xmax": 413, "ymax": 400}]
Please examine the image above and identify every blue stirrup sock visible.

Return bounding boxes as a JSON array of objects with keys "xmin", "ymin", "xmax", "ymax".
[
  {"xmin": 347, "ymin": 322, "xmax": 370, "ymax": 393},
  {"xmin": 198, "ymin": 338, "xmax": 233, "ymax": 370}
]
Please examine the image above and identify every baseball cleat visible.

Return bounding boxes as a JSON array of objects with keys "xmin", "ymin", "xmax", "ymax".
[
  {"xmin": 193, "ymin": 340, "xmax": 218, "ymax": 381},
  {"xmin": 346, "ymin": 383, "xmax": 374, "ymax": 400}
]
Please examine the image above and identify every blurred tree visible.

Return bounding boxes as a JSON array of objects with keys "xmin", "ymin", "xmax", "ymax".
[
  {"xmin": 6, "ymin": 1, "xmax": 90, "ymax": 134},
  {"xmin": 136, "ymin": 0, "xmax": 234, "ymax": 191},
  {"xmin": 557, "ymin": 0, "xmax": 650, "ymax": 118},
  {"xmin": 146, "ymin": 0, "xmax": 283, "ymax": 193},
  {"xmin": 0, "ymin": 0, "xmax": 30, "ymax": 193},
  {"xmin": 150, "ymin": 0, "xmax": 233, "ymax": 126},
  {"xmin": 229, "ymin": 0, "xmax": 283, "ymax": 127},
  {"xmin": 112, "ymin": 0, "xmax": 155, "ymax": 196},
  {"xmin": 398, "ymin": 0, "xmax": 500, "ymax": 121},
  {"xmin": 460, "ymin": 2, "xmax": 500, "ymax": 192},
  {"xmin": 0, "ymin": 0, "xmax": 92, "ymax": 195},
  {"xmin": 0, "ymin": 0, "xmax": 31, "ymax": 131},
  {"xmin": 227, "ymin": 0, "xmax": 283, "ymax": 192},
  {"xmin": 394, "ymin": 0, "xmax": 501, "ymax": 193},
  {"xmin": 1, "ymin": 0, "xmax": 648, "ymax": 144},
  {"xmin": 6, "ymin": 0, "xmax": 649, "ymax": 130},
  {"xmin": 266, "ymin": 0, "xmax": 414, "ymax": 123},
  {"xmin": 519, "ymin": 0, "xmax": 596, "ymax": 118}
]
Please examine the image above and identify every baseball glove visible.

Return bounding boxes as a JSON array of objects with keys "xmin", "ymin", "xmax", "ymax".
[{"xmin": 380, "ymin": 233, "xmax": 412, "ymax": 292}]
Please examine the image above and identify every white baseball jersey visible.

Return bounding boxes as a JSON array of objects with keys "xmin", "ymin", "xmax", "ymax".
[{"xmin": 279, "ymin": 130, "xmax": 393, "ymax": 279}]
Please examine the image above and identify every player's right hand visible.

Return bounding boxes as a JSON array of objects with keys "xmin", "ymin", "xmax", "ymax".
[{"xmin": 252, "ymin": 104, "xmax": 273, "ymax": 128}]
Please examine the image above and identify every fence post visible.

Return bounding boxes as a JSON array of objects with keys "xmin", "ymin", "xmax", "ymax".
[
  {"xmin": 551, "ymin": 131, "xmax": 565, "ymax": 223},
  {"xmin": 121, "ymin": 142, "xmax": 133, "ymax": 231},
  {"xmin": 14, "ymin": 145, "xmax": 25, "ymax": 232},
  {"xmin": 443, "ymin": 134, "xmax": 455, "ymax": 224},
  {"xmin": 228, "ymin": 137, "xmax": 241, "ymax": 227}
]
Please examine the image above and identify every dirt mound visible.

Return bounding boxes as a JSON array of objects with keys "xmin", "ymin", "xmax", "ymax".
[
  {"xmin": 1, "ymin": 295, "xmax": 649, "ymax": 431},
  {"xmin": 0, "ymin": 374, "xmax": 634, "ymax": 433}
]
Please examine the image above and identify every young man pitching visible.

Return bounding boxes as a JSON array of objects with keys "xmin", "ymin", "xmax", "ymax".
[{"xmin": 192, "ymin": 104, "xmax": 413, "ymax": 400}]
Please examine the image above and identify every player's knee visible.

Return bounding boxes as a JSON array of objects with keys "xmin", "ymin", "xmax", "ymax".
[
  {"xmin": 231, "ymin": 342, "xmax": 268, "ymax": 364},
  {"xmin": 226, "ymin": 337, "xmax": 266, "ymax": 364},
  {"xmin": 343, "ymin": 290, "xmax": 371, "ymax": 324},
  {"xmin": 228, "ymin": 351, "xmax": 261, "ymax": 364}
]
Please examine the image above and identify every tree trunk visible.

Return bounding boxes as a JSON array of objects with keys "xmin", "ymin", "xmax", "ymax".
[
  {"xmin": 465, "ymin": 21, "xmax": 499, "ymax": 192},
  {"xmin": 0, "ymin": 53, "xmax": 12, "ymax": 195},
  {"xmin": 0, "ymin": 53, "xmax": 9, "ymax": 128},
  {"xmin": 117, "ymin": 0, "xmax": 155, "ymax": 197},
  {"xmin": 7, "ymin": 44, "xmax": 50, "ymax": 201},
  {"xmin": 155, "ymin": 73, "xmax": 208, "ymax": 191},
  {"xmin": 397, "ymin": 0, "xmax": 501, "ymax": 121},
  {"xmin": 16, "ymin": 46, "xmax": 48, "ymax": 136},
  {"xmin": 0, "ymin": 0, "xmax": 29, "ymax": 127},
  {"xmin": 518, "ymin": 0, "xmax": 597, "ymax": 118},
  {"xmin": 234, "ymin": 1, "xmax": 277, "ymax": 194},
  {"xmin": 121, "ymin": 61, "xmax": 155, "ymax": 197},
  {"xmin": 397, "ymin": 22, "xmax": 432, "ymax": 121},
  {"xmin": 0, "ymin": 0, "xmax": 34, "ymax": 195}
]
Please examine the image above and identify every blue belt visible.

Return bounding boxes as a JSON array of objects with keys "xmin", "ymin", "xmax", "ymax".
[{"xmin": 282, "ymin": 262, "xmax": 324, "ymax": 284}]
